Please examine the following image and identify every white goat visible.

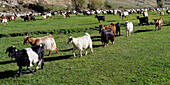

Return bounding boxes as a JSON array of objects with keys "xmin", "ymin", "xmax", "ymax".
[
  {"xmin": 68, "ymin": 33, "xmax": 93, "ymax": 57},
  {"xmin": 125, "ymin": 21, "xmax": 133, "ymax": 37}
]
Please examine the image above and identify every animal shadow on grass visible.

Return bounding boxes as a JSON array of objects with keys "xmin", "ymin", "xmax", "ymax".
[
  {"xmin": 91, "ymin": 36, "xmax": 101, "ymax": 42},
  {"xmin": 93, "ymin": 45, "xmax": 104, "ymax": 48},
  {"xmin": 106, "ymin": 20, "xmax": 117, "ymax": 22},
  {"xmin": 59, "ymin": 48, "xmax": 73, "ymax": 52},
  {"xmin": 0, "ymin": 60, "xmax": 15, "ymax": 65},
  {"xmin": 44, "ymin": 55, "xmax": 72, "ymax": 62},
  {"xmin": 0, "ymin": 70, "xmax": 17, "ymax": 79},
  {"xmin": 36, "ymin": 19, "xmax": 43, "ymax": 20},
  {"xmin": 134, "ymin": 29, "xmax": 153, "ymax": 33}
]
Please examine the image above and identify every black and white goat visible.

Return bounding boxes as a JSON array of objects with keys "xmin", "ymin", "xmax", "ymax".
[{"xmin": 6, "ymin": 44, "xmax": 45, "ymax": 77}]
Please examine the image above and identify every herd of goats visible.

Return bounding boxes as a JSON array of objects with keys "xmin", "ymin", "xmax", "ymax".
[{"xmin": 3, "ymin": 7, "xmax": 170, "ymax": 77}]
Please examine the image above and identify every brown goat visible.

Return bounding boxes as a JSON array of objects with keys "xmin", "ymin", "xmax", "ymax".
[
  {"xmin": 66, "ymin": 14, "xmax": 70, "ymax": 18},
  {"xmin": 76, "ymin": 12, "xmax": 80, "ymax": 16},
  {"xmin": 24, "ymin": 34, "xmax": 58, "ymax": 56},
  {"xmin": 99, "ymin": 23, "xmax": 116, "ymax": 36},
  {"xmin": 155, "ymin": 18, "xmax": 163, "ymax": 31}
]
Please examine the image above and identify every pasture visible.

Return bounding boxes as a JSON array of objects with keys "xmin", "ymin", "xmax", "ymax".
[{"xmin": 0, "ymin": 11, "xmax": 169, "ymax": 84}]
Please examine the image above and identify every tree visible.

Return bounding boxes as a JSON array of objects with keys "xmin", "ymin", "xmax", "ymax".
[
  {"xmin": 105, "ymin": 0, "xmax": 112, "ymax": 9},
  {"xmin": 72, "ymin": 0, "xmax": 85, "ymax": 11},
  {"xmin": 89, "ymin": 0, "xmax": 104, "ymax": 10},
  {"xmin": 157, "ymin": 0, "xmax": 164, "ymax": 8}
]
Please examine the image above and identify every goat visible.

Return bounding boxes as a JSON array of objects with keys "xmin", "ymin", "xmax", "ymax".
[
  {"xmin": 0, "ymin": 16, "xmax": 8, "ymax": 24},
  {"xmin": 7, "ymin": 15, "xmax": 16, "ymax": 21},
  {"xmin": 155, "ymin": 18, "xmax": 163, "ymax": 31},
  {"xmin": 6, "ymin": 44, "xmax": 45, "ymax": 77},
  {"xmin": 95, "ymin": 15, "xmax": 105, "ymax": 23},
  {"xmin": 66, "ymin": 14, "xmax": 70, "ymax": 18},
  {"xmin": 137, "ymin": 16, "xmax": 149, "ymax": 26},
  {"xmin": 75, "ymin": 12, "xmax": 80, "ymax": 16},
  {"xmin": 68, "ymin": 33, "xmax": 93, "ymax": 57},
  {"xmin": 23, "ymin": 34, "xmax": 58, "ymax": 56},
  {"xmin": 99, "ymin": 23, "xmax": 116, "ymax": 36},
  {"xmin": 121, "ymin": 11, "xmax": 129, "ymax": 20},
  {"xmin": 42, "ymin": 13, "xmax": 52, "ymax": 19},
  {"xmin": 125, "ymin": 21, "xmax": 133, "ymax": 37},
  {"xmin": 143, "ymin": 11, "xmax": 148, "ymax": 17},
  {"xmin": 20, "ymin": 15, "xmax": 30, "ymax": 21},
  {"xmin": 115, "ymin": 22, "xmax": 121, "ymax": 36},
  {"xmin": 100, "ymin": 28, "xmax": 115, "ymax": 47},
  {"xmin": 159, "ymin": 11, "xmax": 164, "ymax": 16},
  {"xmin": 29, "ymin": 14, "xmax": 36, "ymax": 21},
  {"xmin": 166, "ymin": 10, "xmax": 170, "ymax": 14}
]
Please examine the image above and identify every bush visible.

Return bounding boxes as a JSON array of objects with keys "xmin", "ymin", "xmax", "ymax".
[{"xmin": 157, "ymin": 0, "xmax": 164, "ymax": 8}]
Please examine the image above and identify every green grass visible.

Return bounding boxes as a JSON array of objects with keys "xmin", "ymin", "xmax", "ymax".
[{"xmin": 0, "ymin": 11, "xmax": 169, "ymax": 84}]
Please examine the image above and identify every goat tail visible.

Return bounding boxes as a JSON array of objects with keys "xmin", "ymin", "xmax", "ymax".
[{"xmin": 85, "ymin": 33, "xmax": 90, "ymax": 36}]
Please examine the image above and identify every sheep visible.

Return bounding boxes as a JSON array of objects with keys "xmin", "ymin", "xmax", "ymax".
[
  {"xmin": 6, "ymin": 44, "xmax": 45, "ymax": 77},
  {"xmin": 100, "ymin": 28, "xmax": 115, "ymax": 47},
  {"xmin": 67, "ymin": 33, "xmax": 93, "ymax": 57},
  {"xmin": 125, "ymin": 21, "xmax": 133, "ymax": 37},
  {"xmin": 155, "ymin": 18, "xmax": 163, "ymax": 31},
  {"xmin": 99, "ymin": 23, "xmax": 116, "ymax": 36},
  {"xmin": 95, "ymin": 15, "xmax": 105, "ymax": 23},
  {"xmin": 137, "ymin": 16, "xmax": 149, "ymax": 26},
  {"xmin": 23, "ymin": 34, "xmax": 58, "ymax": 56}
]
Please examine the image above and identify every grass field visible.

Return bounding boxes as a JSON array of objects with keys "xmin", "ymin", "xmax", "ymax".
[{"xmin": 0, "ymin": 11, "xmax": 169, "ymax": 84}]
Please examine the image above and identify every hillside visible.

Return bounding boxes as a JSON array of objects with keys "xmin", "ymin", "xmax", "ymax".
[{"xmin": 0, "ymin": 0, "xmax": 169, "ymax": 12}]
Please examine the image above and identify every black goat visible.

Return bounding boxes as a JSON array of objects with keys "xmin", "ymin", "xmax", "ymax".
[
  {"xmin": 101, "ymin": 28, "xmax": 115, "ymax": 47},
  {"xmin": 29, "ymin": 14, "xmax": 36, "ymax": 21},
  {"xmin": 95, "ymin": 15, "xmax": 105, "ymax": 23},
  {"xmin": 137, "ymin": 16, "xmax": 149, "ymax": 26},
  {"xmin": 6, "ymin": 44, "xmax": 45, "ymax": 77},
  {"xmin": 20, "ymin": 15, "xmax": 30, "ymax": 21},
  {"xmin": 115, "ymin": 22, "xmax": 121, "ymax": 36}
]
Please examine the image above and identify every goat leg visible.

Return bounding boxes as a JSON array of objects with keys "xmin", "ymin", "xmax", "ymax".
[
  {"xmin": 56, "ymin": 48, "xmax": 59, "ymax": 53},
  {"xmin": 27, "ymin": 67, "xmax": 33, "ymax": 73},
  {"xmin": 90, "ymin": 48, "xmax": 93, "ymax": 53},
  {"xmin": 155, "ymin": 26, "xmax": 157, "ymax": 31},
  {"xmin": 73, "ymin": 49, "xmax": 76, "ymax": 57},
  {"xmin": 80, "ymin": 50, "xmax": 82, "ymax": 57},
  {"xmin": 41, "ymin": 59, "xmax": 44, "ymax": 69},
  {"xmin": 18, "ymin": 66, "xmax": 22, "ymax": 77},
  {"xmin": 48, "ymin": 50, "xmax": 51, "ymax": 56},
  {"xmin": 85, "ymin": 49, "xmax": 88, "ymax": 55},
  {"xmin": 34, "ymin": 59, "xmax": 43, "ymax": 72}
]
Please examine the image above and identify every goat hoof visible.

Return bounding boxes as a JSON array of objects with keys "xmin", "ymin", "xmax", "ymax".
[
  {"xmin": 34, "ymin": 70, "xmax": 37, "ymax": 72},
  {"xmin": 17, "ymin": 75, "xmax": 21, "ymax": 77}
]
